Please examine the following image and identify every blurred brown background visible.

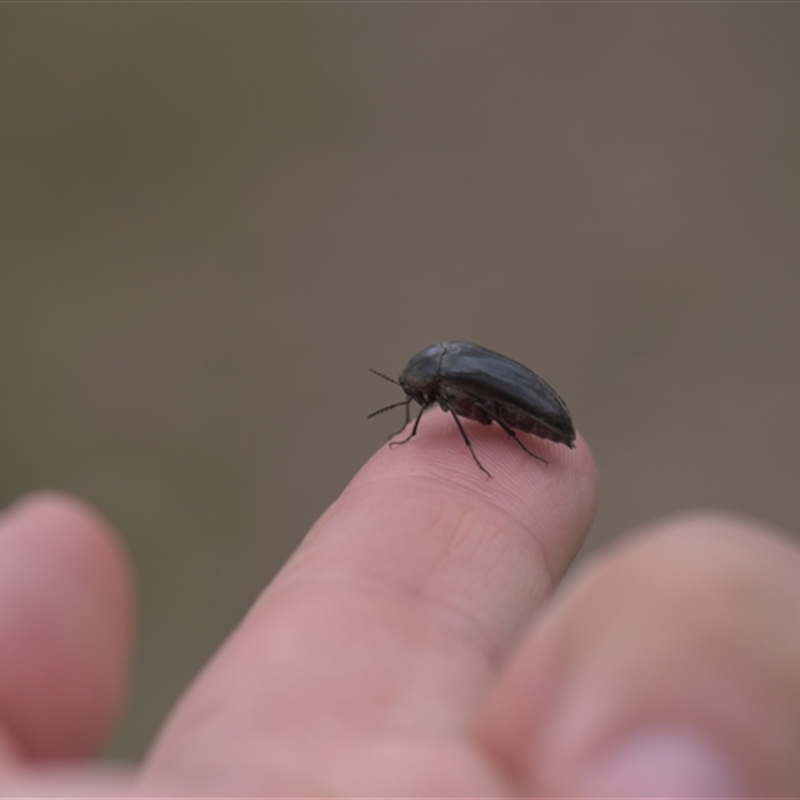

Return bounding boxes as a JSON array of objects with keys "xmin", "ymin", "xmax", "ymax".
[{"xmin": 2, "ymin": 4, "xmax": 799, "ymax": 759}]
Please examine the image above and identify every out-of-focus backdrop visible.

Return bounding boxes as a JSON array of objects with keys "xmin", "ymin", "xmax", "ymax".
[{"xmin": 2, "ymin": 5, "xmax": 799, "ymax": 758}]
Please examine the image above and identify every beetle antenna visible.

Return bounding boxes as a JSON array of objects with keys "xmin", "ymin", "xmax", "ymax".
[
  {"xmin": 369, "ymin": 368, "xmax": 400, "ymax": 386},
  {"xmin": 367, "ymin": 400, "xmax": 408, "ymax": 419}
]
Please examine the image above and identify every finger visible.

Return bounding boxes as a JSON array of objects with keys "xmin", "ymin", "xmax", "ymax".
[
  {"xmin": 0, "ymin": 492, "xmax": 135, "ymax": 769},
  {"xmin": 475, "ymin": 512, "xmax": 800, "ymax": 797},
  {"xmin": 144, "ymin": 409, "xmax": 597, "ymax": 795},
  {"xmin": 0, "ymin": 766, "xmax": 141, "ymax": 797}
]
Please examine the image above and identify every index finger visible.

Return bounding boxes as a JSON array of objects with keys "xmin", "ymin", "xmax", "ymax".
[{"xmin": 143, "ymin": 409, "xmax": 598, "ymax": 794}]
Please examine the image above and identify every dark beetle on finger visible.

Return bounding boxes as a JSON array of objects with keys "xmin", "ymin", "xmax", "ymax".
[{"xmin": 369, "ymin": 341, "xmax": 575, "ymax": 477}]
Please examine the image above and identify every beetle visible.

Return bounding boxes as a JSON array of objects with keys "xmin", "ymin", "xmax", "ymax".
[{"xmin": 368, "ymin": 341, "xmax": 575, "ymax": 477}]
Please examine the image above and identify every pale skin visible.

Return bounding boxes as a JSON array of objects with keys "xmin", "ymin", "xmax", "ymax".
[{"xmin": 1, "ymin": 410, "xmax": 800, "ymax": 796}]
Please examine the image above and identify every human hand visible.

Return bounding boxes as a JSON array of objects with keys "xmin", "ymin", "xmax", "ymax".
[{"xmin": 1, "ymin": 409, "xmax": 799, "ymax": 796}]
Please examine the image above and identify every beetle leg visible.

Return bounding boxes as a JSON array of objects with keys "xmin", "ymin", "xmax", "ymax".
[
  {"xmin": 475, "ymin": 402, "xmax": 548, "ymax": 465},
  {"xmin": 445, "ymin": 407, "xmax": 492, "ymax": 479},
  {"xmin": 389, "ymin": 401, "xmax": 427, "ymax": 445}
]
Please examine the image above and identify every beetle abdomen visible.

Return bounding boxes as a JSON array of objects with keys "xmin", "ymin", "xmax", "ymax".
[{"xmin": 440, "ymin": 384, "xmax": 574, "ymax": 445}]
